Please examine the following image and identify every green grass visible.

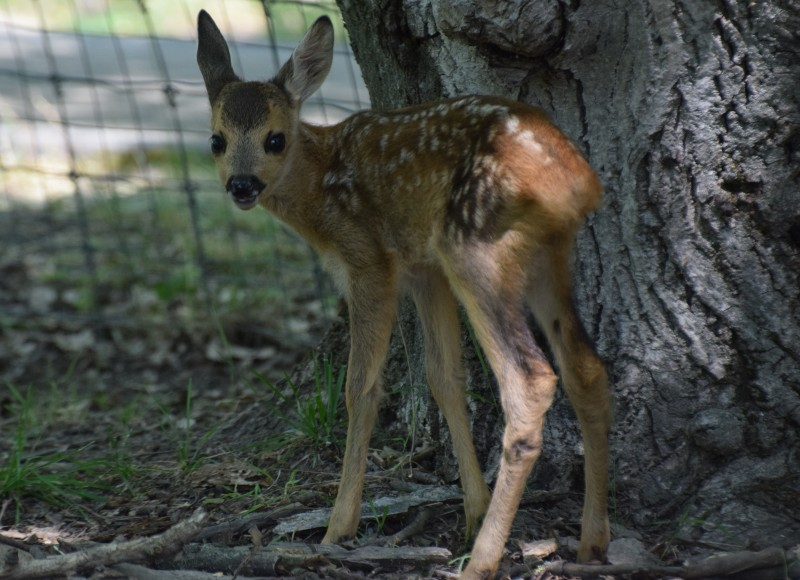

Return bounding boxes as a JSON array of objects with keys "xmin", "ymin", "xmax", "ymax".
[
  {"xmin": 220, "ymin": 466, "xmax": 304, "ymax": 514},
  {"xmin": 21, "ymin": 144, "xmax": 330, "ymax": 321},
  {"xmin": 106, "ymin": 432, "xmax": 141, "ymax": 497},
  {"xmin": 449, "ymin": 553, "xmax": 471, "ymax": 576},
  {"xmin": 0, "ymin": 385, "xmax": 110, "ymax": 522},
  {"xmin": 1, "ymin": 376, "xmax": 227, "ymax": 519},
  {"xmin": 366, "ymin": 497, "xmax": 390, "ymax": 535},
  {"xmin": 151, "ymin": 380, "xmax": 223, "ymax": 474},
  {"xmin": 252, "ymin": 355, "xmax": 346, "ymax": 450}
]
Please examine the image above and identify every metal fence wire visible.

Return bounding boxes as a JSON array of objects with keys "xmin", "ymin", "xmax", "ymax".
[{"xmin": 0, "ymin": 0, "xmax": 368, "ymax": 337}]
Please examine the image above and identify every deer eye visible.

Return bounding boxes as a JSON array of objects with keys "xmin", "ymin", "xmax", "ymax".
[
  {"xmin": 210, "ymin": 134, "xmax": 226, "ymax": 156},
  {"xmin": 265, "ymin": 132, "xmax": 285, "ymax": 154}
]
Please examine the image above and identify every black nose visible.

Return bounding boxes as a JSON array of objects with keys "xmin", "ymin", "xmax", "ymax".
[{"xmin": 226, "ymin": 175, "xmax": 265, "ymax": 203}]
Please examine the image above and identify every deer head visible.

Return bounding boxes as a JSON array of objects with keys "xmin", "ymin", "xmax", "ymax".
[{"xmin": 196, "ymin": 10, "xmax": 333, "ymax": 210}]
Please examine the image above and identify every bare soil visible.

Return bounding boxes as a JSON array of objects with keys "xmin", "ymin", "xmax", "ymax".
[
  {"xmin": 0, "ymin": 249, "xmax": 714, "ymax": 579},
  {"xmin": 0, "ymin": 250, "xmax": 594, "ymax": 579},
  {"xmin": 3, "ymin": 256, "xmax": 794, "ymax": 580}
]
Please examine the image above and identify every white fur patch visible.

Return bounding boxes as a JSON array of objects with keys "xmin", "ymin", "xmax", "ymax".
[{"xmin": 505, "ymin": 115, "xmax": 548, "ymax": 160}]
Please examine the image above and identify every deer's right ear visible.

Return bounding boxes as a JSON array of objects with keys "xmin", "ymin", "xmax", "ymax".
[{"xmin": 196, "ymin": 10, "xmax": 240, "ymax": 104}]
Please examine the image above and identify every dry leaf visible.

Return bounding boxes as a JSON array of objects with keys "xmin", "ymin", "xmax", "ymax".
[{"xmin": 520, "ymin": 537, "xmax": 557, "ymax": 559}]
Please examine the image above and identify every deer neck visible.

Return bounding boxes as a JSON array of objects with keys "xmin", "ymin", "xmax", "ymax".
[{"xmin": 258, "ymin": 122, "xmax": 336, "ymax": 250}]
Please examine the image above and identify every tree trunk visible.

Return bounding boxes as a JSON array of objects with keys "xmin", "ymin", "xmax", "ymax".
[{"xmin": 332, "ymin": 0, "xmax": 800, "ymax": 548}]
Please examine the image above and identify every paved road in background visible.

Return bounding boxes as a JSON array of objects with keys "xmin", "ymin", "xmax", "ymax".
[{"xmin": 0, "ymin": 24, "xmax": 369, "ymax": 158}]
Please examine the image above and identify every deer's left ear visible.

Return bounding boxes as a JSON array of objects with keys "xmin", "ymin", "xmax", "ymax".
[
  {"xmin": 274, "ymin": 16, "xmax": 334, "ymax": 104},
  {"xmin": 196, "ymin": 10, "xmax": 240, "ymax": 104}
]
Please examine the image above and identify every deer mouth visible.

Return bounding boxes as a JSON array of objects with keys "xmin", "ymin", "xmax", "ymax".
[
  {"xmin": 231, "ymin": 191, "xmax": 260, "ymax": 210},
  {"xmin": 226, "ymin": 175, "xmax": 265, "ymax": 210}
]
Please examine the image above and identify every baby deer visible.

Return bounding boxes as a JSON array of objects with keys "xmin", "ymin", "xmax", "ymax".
[{"xmin": 197, "ymin": 11, "xmax": 611, "ymax": 578}]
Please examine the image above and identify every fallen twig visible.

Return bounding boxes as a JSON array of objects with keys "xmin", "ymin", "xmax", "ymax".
[
  {"xmin": 231, "ymin": 525, "xmax": 264, "ymax": 580},
  {"xmin": 0, "ymin": 508, "xmax": 208, "ymax": 580},
  {"xmin": 272, "ymin": 485, "xmax": 462, "ymax": 535},
  {"xmin": 544, "ymin": 560, "xmax": 684, "ymax": 577},
  {"xmin": 363, "ymin": 509, "xmax": 431, "ymax": 547},
  {"xmin": 111, "ymin": 562, "xmax": 265, "ymax": 579},
  {"xmin": 0, "ymin": 534, "xmax": 34, "ymax": 554},
  {"xmin": 544, "ymin": 546, "xmax": 793, "ymax": 579},
  {"xmin": 194, "ymin": 502, "xmax": 304, "ymax": 542},
  {"xmin": 682, "ymin": 547, "xmax": 788, "ymax": 578},
  {"xmin": 168, "ymin": 541, "xmax": 451, "ymax": 576}
]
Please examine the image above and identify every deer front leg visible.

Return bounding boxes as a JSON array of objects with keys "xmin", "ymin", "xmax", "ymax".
[{"xmin": 322, "ymin": 267, "xmax": 398, "ymax": 544}]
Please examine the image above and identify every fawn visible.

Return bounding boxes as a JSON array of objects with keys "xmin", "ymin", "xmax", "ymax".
[{"xmin": 197, "ymin": 11, "xmax": 611, "ymax": 578}]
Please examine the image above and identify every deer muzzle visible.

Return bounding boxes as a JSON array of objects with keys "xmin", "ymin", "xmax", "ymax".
[{"xmin": 226, "ymin": 175, "xmax": 265, "ymax": 210}]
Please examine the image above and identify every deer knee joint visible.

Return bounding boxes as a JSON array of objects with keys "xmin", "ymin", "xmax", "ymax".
[{"xmin": 507, "ymin": 437, "xmax": 542, "ymax": 463}]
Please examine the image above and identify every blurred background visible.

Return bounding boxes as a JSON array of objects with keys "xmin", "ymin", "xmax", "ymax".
[
  {"xmin": 0, "ymin": 2, "xmax": 374, "ymax": 535},
  {"xmin": 0, "ymin": 0, "xmax": 369, "ymax": 383}
]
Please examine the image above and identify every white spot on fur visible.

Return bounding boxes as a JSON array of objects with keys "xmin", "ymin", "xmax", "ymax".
[
  {"xmin": 515, "ymin": 129, "xmax": 543, "ymax": 153},
  {"xmin": 477, "ymin": 155, "xmax": 501, "ymax": 176},
  {"xmin": 323, "ymin": 165, "xmax": 356, "ymax": 191},
  {"xmin": 473, "ymin": 205, "xmax": 485, "ymax": 228},
  {"xmin": 462, "ymin": 203, "xmax": 471, "ymax": 225},
  {"xmin": 434, "ymin": 104, "xmax": 451, "ymax": 116},
  {"xmin": 499, "ymin": 172, "xmax": 518, "ymax": 191},
  {"xmin": 358, "ymin": 125, "xmax": 372, "ymax": 141},
  {"xmin": 464, "ymin": 101, "xmax": 507, "ymax": 118},
  {"xmin": 505, "ymin": 116, "xmax": 521, "ymax": 134},
  {"xmin": 503, "ymin": 116, "xmax": 553, "ymax": 163}
]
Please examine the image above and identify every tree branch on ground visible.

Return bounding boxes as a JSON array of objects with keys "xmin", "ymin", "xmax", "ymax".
[
  {"xmin": 193, "ymin": 502, "xmax": 305, "ymax": 542},
  {"xmin": 166, "ymin": 542, "xmax": 452, "ymax": 576},
  {"xmin": 0, "ymin": 508, "xmax": 208, "ymax": 580},
  {"xmin": 543, "ymin": 546, "xmax": 797, "ymax": 579}
]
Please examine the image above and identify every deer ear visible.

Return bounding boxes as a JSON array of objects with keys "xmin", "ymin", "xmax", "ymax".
[
  {"xmin": 196, "ymin": 10, "xmax": 240, "ymax": 103},
  {"xmin": 274, "ymin": 16, "xmax": 334, "ymax": 104}
]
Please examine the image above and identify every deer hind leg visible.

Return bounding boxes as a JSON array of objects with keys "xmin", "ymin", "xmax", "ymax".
[
  {"xmin": 322, "ymin": 267, "xmax": 398, "ymax": 544},
  {"xmin": 409, "ymin": 268, "xmax": 491, "ymax": 538},
  {"xmin": 440, "ymin": 246, "xmax": 559, "ymax": 579},
  {"xmin": 526, "ymin": 241, "xmax": 611, "ymax": 563}
]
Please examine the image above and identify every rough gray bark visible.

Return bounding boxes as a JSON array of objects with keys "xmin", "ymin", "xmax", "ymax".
[{"xmin": 333, "ymin": 0, "xmax": 800, "ymax": 548}]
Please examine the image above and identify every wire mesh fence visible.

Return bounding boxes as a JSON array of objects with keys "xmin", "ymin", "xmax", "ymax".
[{"xmin": 0, "ymin": 0, "xmax": 368, "ymax": 339}]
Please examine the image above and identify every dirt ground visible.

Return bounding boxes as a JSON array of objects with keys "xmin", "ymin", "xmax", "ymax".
[
  {"xmin": 0, "ymin": 246, "xmax": 605, "ymax": 579},
  {"xmin": 5, "ymin": 249, "xmax": 785, "ymax": 579}
]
